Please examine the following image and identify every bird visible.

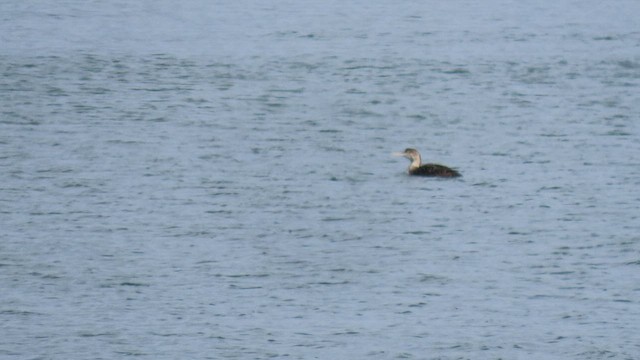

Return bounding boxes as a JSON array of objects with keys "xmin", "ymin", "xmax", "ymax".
[{"xmin": 393, "ymin": 148, "xmax": 461, "ymax": 177}]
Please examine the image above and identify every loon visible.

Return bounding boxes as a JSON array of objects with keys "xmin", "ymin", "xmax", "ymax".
[{"xmin": 394, "ymin": 148, "xmax": 461, "ymax": 177}]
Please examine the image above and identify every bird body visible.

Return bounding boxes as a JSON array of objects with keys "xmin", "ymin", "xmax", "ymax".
[{"xmin": 394, "ymin": 148, "xmax": 461, "ymax": 178}]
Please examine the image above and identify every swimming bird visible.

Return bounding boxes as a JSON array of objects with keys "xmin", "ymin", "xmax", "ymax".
[{"xmin": 394, "ymin": 148, "xmax": 461, "ymax": 177}]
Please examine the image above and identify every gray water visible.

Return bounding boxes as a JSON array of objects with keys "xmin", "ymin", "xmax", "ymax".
[{"xmin": 2, "ymin": 1, "xmax": 640, "ymax": 359}]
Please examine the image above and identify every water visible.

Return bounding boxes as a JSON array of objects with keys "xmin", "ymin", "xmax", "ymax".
[{"xmin": 2, "ymin": 1, "xmax": 640, "ymax": 359}]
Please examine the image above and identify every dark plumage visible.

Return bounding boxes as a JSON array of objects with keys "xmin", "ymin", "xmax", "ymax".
[{"xmin": 394, "ymin": 148, "xmax": 461, "ymax": 178}]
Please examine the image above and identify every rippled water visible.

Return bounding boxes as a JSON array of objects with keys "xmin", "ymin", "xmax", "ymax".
[{"xmin": 2, "ymin": 1, "xmax": 640, "ymax": 359}]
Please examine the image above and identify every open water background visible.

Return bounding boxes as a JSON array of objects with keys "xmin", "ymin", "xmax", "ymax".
[{"xmin": 2, "ymin": 1, "xmax": 640, "ymax": 359}]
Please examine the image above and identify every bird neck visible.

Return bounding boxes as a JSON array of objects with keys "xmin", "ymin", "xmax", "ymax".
[{"xmin": 408, "ymin": 154, "xmax": 422, "ymax": 171}]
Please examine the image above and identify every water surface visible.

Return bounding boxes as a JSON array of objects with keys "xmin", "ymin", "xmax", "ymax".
[{"xmin": 2, "ymin": 1, "xmax": 640, "ymax": 359}]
